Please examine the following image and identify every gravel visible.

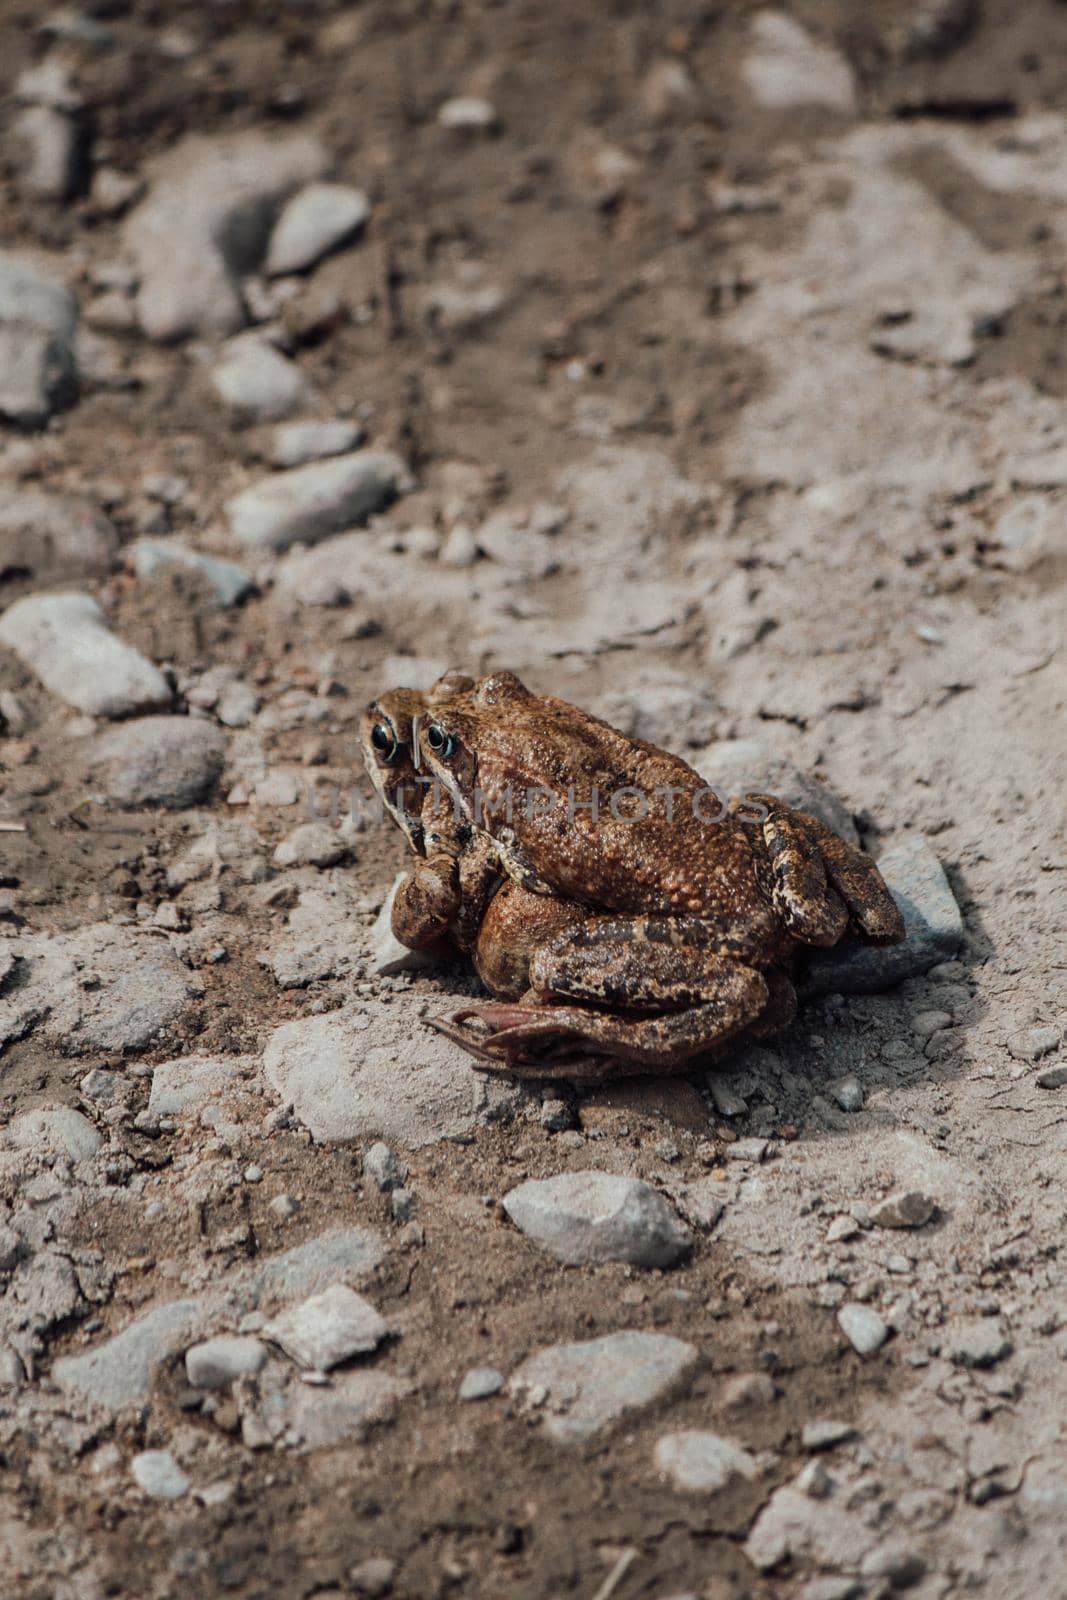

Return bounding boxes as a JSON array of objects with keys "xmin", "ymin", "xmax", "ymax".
[
  {"xmin": 458, "ymin": 1366, "xmax": 504, "ymax": 1401},
  {"xmin": 262, "ymin": 1282, "xmax": 389, "ymax": 1370},
  {"xmin": 509, "ymin": 1330, "xmax": 700, "ymax": 1443},
  {"xmin": 225, "ymin": 450, "xmax": 408, "ymax": 553},
  {"xmin": 86, "ymin": 716, "xmax": 228, "ymax": 807},
  {"xmin": 837, "ymin": 1303, "xmax": 890, "ymax": 1356},
  {"xmin": 653, "ymin": 1431, "xmax": 758, "ymax": 1492},
  {"xmin": 130, "ymin": 538, "xmax": 254, "ymax": 607},
  {"xmin": 131, "ymin": 1449, "xmax": 189, "ymax": 1501},
  {"xmin": 185, "ymin": 1335, "xmax": 267, "ymax": 1389},
  {"xmin": 502, "ymin": 1171, "xmax": 693, "ymax": 1268},
  {"xmin": 211, "ymin": 338, "xmax": 308, "ymax": 421},
  {"xmin": 269, "ymin": 418, "xmax": 362, "ymax": 468},
  {"xmin": 0, "ymin": 592, "xmax": 170, "ymax": 717},
  {"xmin": 273, "ymin": 821, "xmax": 348, "ymax": 868},
  {"xmin": 266, "ymin": 182, "xmax": 370, "ymax": 275},
  {"xmin": 944, "ymin": 1318, "xmax": 1012, "ymax": 1368},
  {"xmin": 830, "ymin": 1076, "xmax": 865, "ymax": 1113},
  {"xmin": 363, "ymin": 1142, "xmax": 408, "ymax": 1193},
  {"xmin": 869, "ymin": 1190, "xmax": 936, "ymax": 1229}
]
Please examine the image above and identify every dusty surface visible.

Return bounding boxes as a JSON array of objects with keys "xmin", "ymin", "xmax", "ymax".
[{"xmin": 0, "ymin": 1, "xmax": 1065, "ymax": 1597}]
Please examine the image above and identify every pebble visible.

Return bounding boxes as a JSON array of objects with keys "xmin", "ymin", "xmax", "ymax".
[
  {"xmin": 826, "ymin": 1215, "xmax": 859, "ymax": 1243},
  {"xmin": 389, "ymin": 1187, "xmax": 415, "ymax": 1223},
  {"xmin": 437, "ymin": 96, "xmax": 497, "ymax": 132},
  {"xmin": 912, "ymin": 1009, "xmax": 952, "ymax": 1038},
  {"xmin": 13, "ymin": 105, "xmax": 82, "ymax": 200},
  {"xmin": 509, "ymin": 1330, "xmax": 700, "ymax": 1443},
  {"xmin": 266, "ymin": 182, "xmax": 370, "ymax": 276},
  {"xmin": 0, "ymin": 1348, "xmax": 25, "ymax": 1388},
  {"xmin": 363, "ymin": 1142, "xmax": 408, "ymax": 1193},
  {"xmin": 837, "ymin": 1303, "xmax": 889, "ymax": 1356},
  {"xmin": 185, "ymin": 1335, "xmax": 267, "ymax": 1389},
  {"xmin": 123, "ymin": 130, "xmax": 328, "ymax": 340},
  {"xmin": 270, "ymin": 1194, "xmax": 300, "ymax": 1220},
  {"xmin": 1037, "ymin": 1064, "xmax": 1067, "ymax": 1090},
  {"xmin": 269, "ymin": 418, "xmax": 362, "ymax": 469},
  {"xmin": 653, "ymin": 1430, "xmax": 757, "ymax": 1492},
  {"xmin": 502, "ymin": 1171, "xmax": 692, "ymax": 1268},
  {"xmin": 349, "ymin": 1557, "xmax": 397, "ymax": 1597},
  {"xmin": 742, "ymin": 11, "xmax": 856, "ymax": 113},
  {"xmin": 273, "ymin": 822, "xmax": 348, "ymax": 869},
  {"xmin": 830, "ymin": 1076, "xmax": 865, "ymax": 1113},
  {"xmin": 262, "ymin": 1282, "xmax": 389, "ymax": 1370},
  {"xmin": 286, "ymin": 1369, "xmax": 408, "ymax": 1449},
  {"xmin": 708, "ymin": 1080, "xmax": 748, "ymax": 1117},
  {"xmin": 861, "ymin": 1542, "xmax": 927, "ymax": 1588},
  {"xmin": 944, "ymin": 1318, "xmax": 1012, "ymax": 1368},
  {"xmin": 459, "ymin": 1366, "xmax": 504, "ymax": 1401},
  {"xmin": 86, "ymin": 716, "xmax": 228, "ymax": 807},
  {"xmin": 130, "ymin": 537, "xmax": 254, "ymax": 608},
  {"xmin": 0, "ymin": 322, "xmax": 77, "ymax": 426},
  {"xmin": 869, "ymin": 1190, "xmax": 935, "ymax": 1230},
  {"xmin": 720, "ymin": 1371, "xmax": 776, "ymax": 1411},
  {"xmin": 131, "ymin": 1449, "xmax": 189, "ymax": 1501},
  {"xmin": 805, "ymin": 836, "xmax": 963, "ymax": 995},
  {"xmin": 1013, "ymin": 1025, "xmax": 1061, "ymax": 1061},
  {"xmin": 6, "ymin": 1105, "xmax": 102, "ymax": 1163},
  {"xmin": 0, "ymin": 593, "xmax": 170, "ymax": 718},
  {"xmin": 226, "ymin": 450, "xmax": 407, "ymax": 553},
  {"xmin": 0, "ymin": 491, "xmax": 118, "ymax": 583},
  {"xmin": 539, "ymin": 1097, "xmax": 575, "ymax": 1132},
  {"xmin": 795, "ymin": 1460, "xmax": 834, "ymax": 1500},
  {"xmin": 211, "ymin": 338, "xmax": 308, "ymax": 421},
  {"xmin": 147, "ymin": 1054, "xmax": 248, "ymax": 1118},
  {"xmin": 726, "ymin": 1137, "xmax": 769, "ymax": 1163}
]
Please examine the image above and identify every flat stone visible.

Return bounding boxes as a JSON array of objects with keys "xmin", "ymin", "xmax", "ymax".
[
  {"xmin": 0, "ymin": 492, "xmax": 117, "ymax": 582},
  {"xmin": 944, "ymin": 1318, "xmax": 1012, "ymax": 1368},
  {"xmin": 147, "ymin": 1054, "xmax": 253, "ymax": 1119},
  {"xmin": 262, "ymin": 1282, "xmax": 388, "ymax": 1370},
  {"xmin": 745, "ymin": 1485, "xmax": 869, "ymax": 1573},
  {"xmin": 837, "ymin": 1303, "xmax": 889, "ymax": 1356},
  {"xmin": 805, "ymin": 835, "xmax": 962, "ymax": 995},
  {"xmin": 130, "ymin": 538, "xmax": 254, "ymax": 608},
  {"xmin": 743, "ymin": 11, "xmax": 856, "ymax": 113},
  {"xmin": 509, "ymin": 1330, "xmax": 699, "ymax": 1443},
  {"xmin": 802, "ymin": 1419, "xmax": 858, "ymax": 1451},
  {"xmin": 86, "ymin": 717, "xmax": 227, "ymax": 807},
  {"xmin": 273, "ymin": 821, "xmax": 348, "ymax": 868},
  {"xmin": 459, "ymin": 1366, "xmax": 504, "ymax": 1401},
  {"xmin": 268, "ymin": 418, "xmax": 361, "ymax": 468},
  {"xmin": 654, "ymin": 1430, "xmax": 758, "ymax": 1492},
  {"xmin": 6, "ymin": 1105, "xmax": 102, "ymax": 1163},
  {"xmin": 131, "ymin": 1449, "xmax": 189, "ymax": 1501},
  {"xmin": 869, "ymin": 1190, "xmax": 935, "ymax": 1229},
  {"xmin": 262, "ymin": 1004, "xmax": 489, "ymax": 1147},
  {"xmin": 286, "ymin": 1369, "xmax": 407, "ymax": 1449},
  {"xmin": 211, "ymin": 338, "xmax": 308, "ymax": 421},
  {"xmin": 692, "ymin": 739, "xmax": 858, "ymax": 843},
  {"xmin": 123, "ymin": 131, "xmax": 328, "ymax": 341},
  {"xmin": 0, "ymin": 593, "xmax": 170, "ymax": 717},
  {"xmin": 185, "ymin": 1335, "xmax": 266, "ymax": 1389},
  {"xmin": 502, "ymin": 1171, "xmax": 692, "ymax": 1268},
  {"xmin": 266, "ymin": 182, "xmax": 370, "ymax": 276},
  {"xmin": 226, "ymin": 450, "xmax": 407, "ymax": 553},
  {"xmin": 726, "ymin": 1137, "xmax": 769, "ymax": 1163}
]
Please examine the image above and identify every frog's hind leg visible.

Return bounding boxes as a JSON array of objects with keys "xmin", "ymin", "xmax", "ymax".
[
  {"xmin": 746, "ymin": 795, "xmax": 849, "ymax": 948},
  {"xmin": 795, "ymin": 811, "xmax": 906, "ymax": 945}
]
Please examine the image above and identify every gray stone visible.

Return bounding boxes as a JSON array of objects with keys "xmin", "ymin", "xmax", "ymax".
[
  {"xmin": 86, "ymin": 717, "xmax": 227, "ymax": 808},
  {"xmin": 805, "ymin": 835, "xmax": 962, "ymax": 995},
  {"xmin": 13, "ymin": 105, "xmax": 81, "ymax": 200},
  {"xmin": 130, "ymin": 538, "xmax": 253, "ymax": 607},
  {"xmin": 211, "ymin": 338, "xmax": 307, "ymax": 421},
  {"xmin": 0, "ymin": 1348, "xmax": 25, "ymax": 1388},
  {"xmin": 273, "ymin": 822, "xmax": 348, "ymax": 869},
  {"xmin": 802, "ymin": 1419, "xmax": 857, "ymax": 1451},
  {"xmin": 0, "ymin": 593, "xmax": 170, "ymax": 717},
  {"xmin": 510, "ymin": 1330, "xmax": 700, "ymax": 1443},
  {"xmin": 743, "ymin": 11, "xmax": 856, "ymax": 113},
  {"xmin": 869, "ymin": 1190, "xmax": 935, "ymax": 1229},
  {"xmin": 654, "ymin": 1430, "xmax": 758, "ymax": 1492},
  {"xmin": 123, "ymin": 131, "xmax": 328, "ymax": 341},
  {"xmin": 286, "ymin": 1369, "xmax": 407, "ymax": 1448},
  {"xmin": 0, "ymin": 325, "xmax": 76, "ymax": 425},
  {"xmin": 52, "ymin": 1226, "xmax": 384, "ymax": 1411},
  {"xmin": 147, "ymin": 1054, "xmax": 253, "ymax": 1119},
  {"xmin": 226, "ymin": 450, "xmax": 407, "ymax": 553},
  {"xmin": 0, "ymin": 492, "xmax": 117, "ymax": 583},
  {"xmin": 363, "ymin": 1142, "xmax": 407, "ymax": 1193},
  {"xmin": 266, "ymin": 182, "xmax": 370, "ymax": 276},
  {"xmin": 830, "ymin": 1076, "xmax": 865, "ymax": 1113},
  {"xmin": 1037, "ymin": 1064, "xmax": 1067, "ymax": 1090},
  {"xmin": 437, "ymin": 96, "xmax": 497, "ymax": 132},
  {"xmin": 944, "ymin": 1318, "xmax": 1012, "ymax": 1368},
  {"xmin": 692, "ymin": 739, "xmax": 859, "ymax": 843},
  {"xmin": 837, "ymin": 1303, "xmax": 889, "ymax": 1356},
  {"xmin": 131, "ymin": 1449, "xmax": 189, "ymax": 1501},
  {"xmin": 726, "ymin": 1137, "xmax": 769, "ymax": 1163},
  {"xmin": 459, "ymin": 1366, "xmax": 504, "ymax": 1401},
  {"xmin": 0, "ymin": 924, "xmax": 197, "ymax": 1054},
  {"xmin": 262, "ymin": 1004, "xmax": 486, "ymax": 1147},
  {"xmin": 349, "ymin": 1556, "xmax": 398, "ymax": 1596},
  {"xmin": 503, "ymin": 1172, "xmax": 692, "ymax": 1268},
  {"xmin": 185, "ymin": 1335, "xmax": 267, "ymax": 1389},
  {"xmin": 1015, "ymin": 1025, "xmax": 1061, "ymax": 1062},
  {"xmin": 6, "ymin": 1105, "xmax": 102, "ymax": 1162},
  {"xmin": 861, "ymin": 1542, "xmax": 926, "ymax": 1588},
  {"xmin": 721, "ymin": 1372, "xmax": 776, "ymax": 1411},
  {"xmin": 370, "ymin": 875, "xmax": 437, "ymax": 976},
  {"xmin": 0, "ymin": 251, "xmax": 76, "ymax": 337},
  {"xmin": 744, "ymin": 1485, "xmax": 869, "ymax": 1573},
  {"xmin": 263, "ymin": 1282, "xmax": 388, "ymax": 1371},
  {"xmin": 268, "ymin": 418, "xmax": 361, "ymax": 469}
]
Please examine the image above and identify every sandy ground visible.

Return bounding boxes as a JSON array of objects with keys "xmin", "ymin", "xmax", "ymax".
[{"xmin": 0, "ymin": 1, "xmax": 1065, "ymax": 1597}]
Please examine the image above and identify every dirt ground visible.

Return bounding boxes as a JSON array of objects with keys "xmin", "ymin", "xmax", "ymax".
[{"xmin": 0, "ymin": 1, "xmax": 1066, "ymax": 1597}]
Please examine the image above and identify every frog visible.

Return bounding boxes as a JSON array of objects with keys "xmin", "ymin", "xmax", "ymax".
[{"xmin": 407, "ymin": 670, "xmax": 905, "ymax": 1073}]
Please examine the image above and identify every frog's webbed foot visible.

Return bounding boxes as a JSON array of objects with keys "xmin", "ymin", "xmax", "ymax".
[
  {"xmin": 748, "ymin": 797, "xmax": 849, "ymax": 948},
  {"xmin": 391, "ymin": 855, "xmax": 462, "ymax": 949},
  {"xmin": 794, "ymin": 809, "xmax": 906, "ymax": 945}
]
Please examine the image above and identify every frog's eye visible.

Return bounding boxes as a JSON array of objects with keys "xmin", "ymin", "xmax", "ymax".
[
  {"xmin": 370, "ymin": 722, "xmax": 400, "ymax": 764},
  {"xmin": 425, "ymin": 722, "xmax": 458, "ymax": 759}
]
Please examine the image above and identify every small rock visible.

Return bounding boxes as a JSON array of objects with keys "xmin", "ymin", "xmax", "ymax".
[
  {"xmin": 743, "ymin": 11, "xmax": 856, "ymax": 113},
  {"xmin": 720, "ymin": 1371, "xmax": 776, "ymax": 1411},
  {"xmin": 270, "ymin": 1194, "xmax": 300, "ymax": 1220},
  {"xmin": 147, "ymin": 1054, "xmax": 249, "ymax": 1119},
  {"xmin": 837, "ymin": 1303, "xmax": 889, "ymax": 1357},
  {"xmin": 12, "ymin": 105, "xmax": 82, "ymax": 200},
  {"xmin": 726, "ymin": 1137, "xmax": 769, "ymax": 1163},
  {"xmin": 0, "ymin": 593, "xmax": 169, "ymax": 718},
  {"xmin": 186, "ymin": 1335, "xmax": 267, "ymax": 1389},
  {"xmin": 131, "ymin": 1449, "xmax": 189, "ymax": 1501},
  {"xmin": 268, "ymin": 419, "xmax": 361, "ymax": 469},
  {"xmin": 349, "ymin": 1558, "xmax": 397, "ymax": 1597},
  {"xmin": 830, "ymin": 1077, "xmax": 865, "ymax": 1113},
  {"xmin": 709, "ymin": 1080, "xmax": 748, "ymax": 1117},
  {"xmin": 510, "ymin": 1330, "xmax": 700, "ymax": 1443},
  {"xmin": 826, "ymin": 1215, "xmax": 859, "ymax": 1243},
  {"xmin": 642, "ymin": 59, "xmax": 697, "ymax": 120},
  {"xmin": 86, "ymin": 717, "xmax": 228, "ymax": 807},
  {"xmin": 1013, "ymin": 1025, "xmax": 1061, "ymax": 1062},
  {"xmin": 0, "ymin": 491, "xmax": 117, "ymax": 583},
  {"xmin": 16, "ymin": 55, "xmax": 82, "ymax": 111},
  {"xmin": 0, "ymin": 324, "xmax": 77, "ymax": 426},
  {"xmin": 130, "ymin": 538, "xmax": 254, "ymax": 608},
  {"xmin": 286, "ymin": 1369, "xmax": 407, "ymax": 1448},
  {"xmin": 802, "ymin": 1419, "xmax": 858, "ymax": 1451},
  {"xmin": 262, "ymin": 1282, "xmax": 388, "ymax": 1370},
  {"xmin": 796, "ymin": 1460, "xmax": 834, "ymax": 1500},
  {"xmin": 654, "ymin": 1430, "xmax": 757, "ymax": 1492},
  {"xmin": 437, "ymin": 96, "xmax": 497, "ymax": 132},
  {"xmin": 861, "ymin": 1541, "xmax": 926, "ymax": 1588},
  {"xmin": 459, "ymin": 1366, "xmax": 504, "ymax": 1401},
  {"xmin": 363, "ymin": 1142, "xmax": 407, "ymax": 1193},
  {"xmin": 912, "ymin": 1008, "xmax": 952, "ymax": 1038},
  {"xmin": 226, "ymin": 450, "xmax": 407, "ymax": 553},
  {"xmin": 944, "ymin": 1318, "xmax": 1012, "ymax": 1369},
  {"xmin": 1037, "ymin": 1064, "xmax": 1067, "ymax": 1090},
  {"xmin": 266, "ymin": 183, "xmax": 370, "ymax": 276},
  {"xmin": 502, "ymin": 1171, "xmax": 692, "ymax": 1268},
  {"xmin": 869, "ymin": 1190, "xmax": 935, "ymax": 1230},
  {"xmin": 273, "ymin": 822, "xmax": 347, "ymax": 869},
  {"xmin": 90, "ymin": 166, "xmax": 143, "ymax": 216},
  {"xmin": 79, "ymin": 1067, "xmax": 119, "ymax": 1102},
  {"xmin": 0, "ymin": 1348, "xmax": 25, "ymax": 1387},
  {"xmin": 0, "ymin": 250, "xmax": 77, "ymax": 334},
  {"xmin": 211, "ymin": 338, "xmax": 308, "ymax": 421},
  {"xmin": 389, "ymin": 1188, "xmax": 415, "ymax": 1224},
  {"xmin": 6, "ymin": 1105, "xmax": 102, "ymax": 1162},
  {"xmin": 539, "ymin": 1097, "xmax": 575, "ymax": 1133}
]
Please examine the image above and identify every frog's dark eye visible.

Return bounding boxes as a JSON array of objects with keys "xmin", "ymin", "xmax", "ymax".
[
  {"xmin": 425, "ymin": 722, "xmax": 458, "ymax": 759},
  {"xmin": 371, "ymin": 722, "xmax": 400, "ymax": 764}
]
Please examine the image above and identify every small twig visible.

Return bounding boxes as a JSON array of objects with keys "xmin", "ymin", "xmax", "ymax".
[{"xmin": 590, "ymin": 1549, "xmax": 638, "ymax": 1600}]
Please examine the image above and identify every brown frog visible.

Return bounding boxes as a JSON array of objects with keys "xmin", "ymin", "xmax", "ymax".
[{"xmin": 408, "ymin": 671, "xmax": 904, "ymax": 1072}]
